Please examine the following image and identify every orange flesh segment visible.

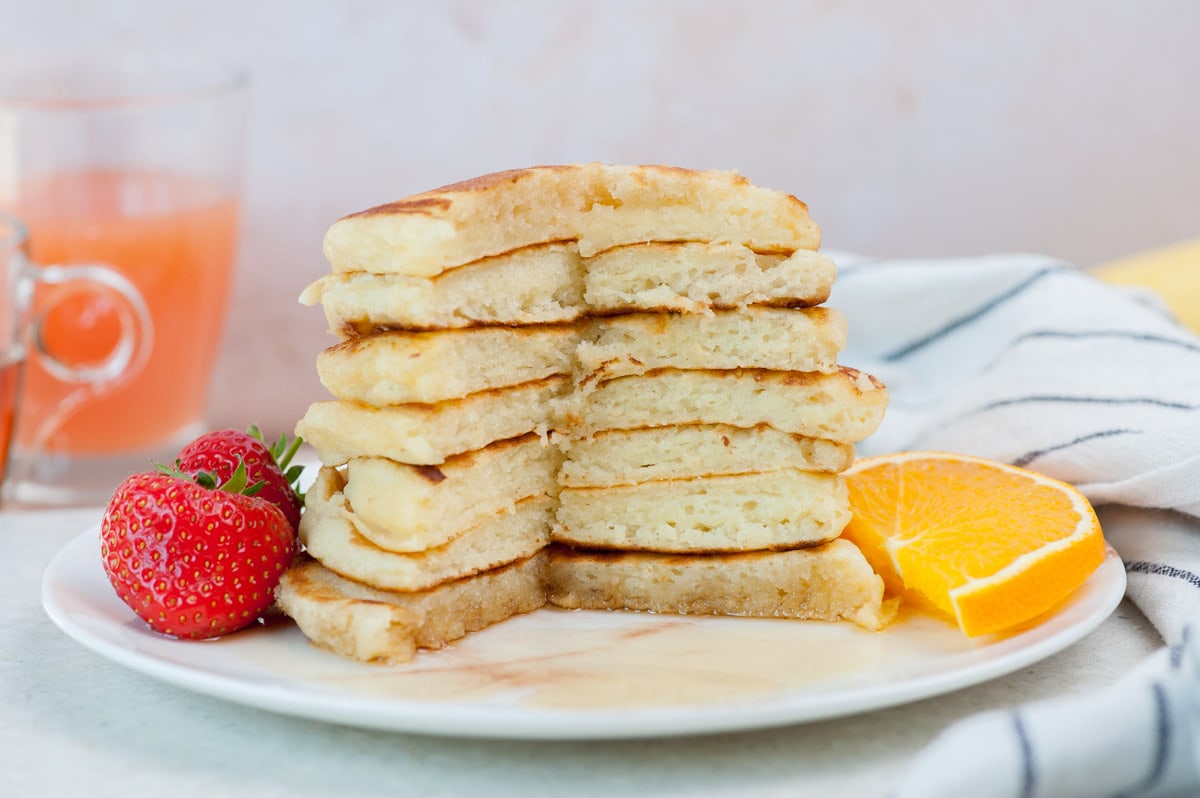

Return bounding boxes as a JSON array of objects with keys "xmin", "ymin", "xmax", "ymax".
[{"xmin": 842, "ymin": 452, "xmax": 1106, "ymax": 637}]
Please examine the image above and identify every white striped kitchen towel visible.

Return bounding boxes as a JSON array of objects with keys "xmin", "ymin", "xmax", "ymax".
[{"xmin": 826, "ymin": 253, "xmax": 1200, "ymax": 798}]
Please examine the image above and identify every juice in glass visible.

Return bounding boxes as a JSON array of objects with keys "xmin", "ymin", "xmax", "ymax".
[
  {"xmin": 8, "ymin": 169, "xmax": 238, "ymax": 454},
  {"xmin": 0, "ymin": 53, "xmax": 246, "ymax": 505},
  {"xmin": 0, "ymin": 359, "xmax": 17, "ymax": 484}
]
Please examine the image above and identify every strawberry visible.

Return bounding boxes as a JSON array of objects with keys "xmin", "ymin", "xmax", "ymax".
[
  {"xmin": 172, "ymin": 425, "xmax": 304, "ymax": 530},
  {"xmin": 100, "ymin": 462, "xmax": 296, "ymax": 639}
]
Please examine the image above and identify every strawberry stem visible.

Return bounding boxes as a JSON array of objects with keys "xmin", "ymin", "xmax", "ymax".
[{"xmin": 154, "ymin": 458, "xmax": 265, "ymax": 497}]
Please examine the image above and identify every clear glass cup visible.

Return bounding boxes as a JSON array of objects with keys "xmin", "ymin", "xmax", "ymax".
[
  {"xmin": 0, "ymin": 212, "xmax": 150, "ymax": 504},
  {"xmin": 0, "ymin": 53, "xmax": 248, "ymax": 505}
]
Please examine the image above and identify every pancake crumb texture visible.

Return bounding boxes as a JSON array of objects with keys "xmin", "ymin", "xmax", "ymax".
[{"xmin": 284, "ymin": 164, "xmax": 890, "ymax": 664}]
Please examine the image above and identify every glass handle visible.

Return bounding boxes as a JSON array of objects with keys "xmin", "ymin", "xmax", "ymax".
[{"xmin": 30, "ymin": 262, "xmax": 154, "ymax": 386}]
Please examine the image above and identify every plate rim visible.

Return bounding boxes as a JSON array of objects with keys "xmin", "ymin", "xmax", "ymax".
[{"xmin": 42, "ymin": 526, "xmax": 1127, "ymax": 740}]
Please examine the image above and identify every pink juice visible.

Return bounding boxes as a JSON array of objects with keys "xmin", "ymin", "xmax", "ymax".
[{"xmin": 6, "ymin": 169, "xmax": 239, "ymax": 453}]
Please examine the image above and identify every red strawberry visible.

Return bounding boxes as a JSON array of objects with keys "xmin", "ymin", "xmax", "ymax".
[
  {"xmin": 100, "ymin": 463, "xmax": 296, "ymax": 639},
  {"xmin": 173, "ymin": 425, "xmax": 304, "ymax": 530}
]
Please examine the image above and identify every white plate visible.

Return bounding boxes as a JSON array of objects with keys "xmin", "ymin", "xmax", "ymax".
[{"xmin": 43, "ymin": 527, "xmax": 1125, "ymax": 740}]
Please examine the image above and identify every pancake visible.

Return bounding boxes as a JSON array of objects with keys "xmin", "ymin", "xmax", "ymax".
[
  {"xmin": 553, "ymin": 468, "xmax": 849, "ymax": 552},
  {"xmin": 300, "ymin": 466, "xmax": 553, "ymax": 591},
  {"xmin": 545, "ymin": 540, "xmax": 894, "ymax": 630},
  {"xmin": 565, "ymin": 367, "xmax": 887, "ymax": 441},
  {"xmin": 321, "ymin": 164, "xmax": 820, "ymax": 277},
  {"xmin": 556, "ymin": 424, "xmax": 854, "ymax": 488},
  {"xmin": 301, "ymin": 242, "xmax": 585, "ymax": 336},
  {"xmin": 317, "ymin": 306, "xmax": 846, "ymax": 407},
  {"xmin": 275, "ymin": 551, "xmax": 547, "ymax": 665},
  {"xmin": 584, "ymin": 243, "xmax": 834, "ymax": 313},
  {"xmin": 576, "ymin": 306, "xmax": 845, "ymax": 381},
  {"xmin": 317, "ymin": 323, "xmax": 579, "ymax": 405},
  {"xmin": 297, "ymin": 374, "xmax": 570, "ymax": 466},
  {"xmin": 342, "ymin": 433, "xmax": 562, "ymax": 552},
  {"xmin": 304, "ymin": 239, "xmax": 832, "ymax": 337}
]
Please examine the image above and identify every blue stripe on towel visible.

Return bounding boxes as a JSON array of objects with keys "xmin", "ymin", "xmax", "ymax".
[
  {"xmin": 930, "ymin": 398, "xmax": 1189, "ymax": 446},
  {"xmin": 978, "ymin": 395, "xmax": 1197, "ymax": 413},
  {"xmin": 1113, "ymin": 683, "xmax": 1171, "ymax": 798},
  {"xmin": 882, "ymin": 267, "xmax": 1066, "ymax": 362},
  {"xmin": 1007, "ymin": 330, "xmax": 1200, "ymax": 355},
  {"xmin": 1169, "ymin": 627, "xmax": 1191, "ymax": 669},
  {"xmin": 1013, "ymin": 711, "xmax": 1036, "ymax": 798},
  {"xmin": 1011, "ymin": 429, "xmax": 1140, "ymax": 468},
  {"xmin": 1126, "ymin": 561, "xmax": 1200, "ymax": 591}
]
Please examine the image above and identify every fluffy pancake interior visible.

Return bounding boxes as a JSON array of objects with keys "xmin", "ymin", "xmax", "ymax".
[
  {"xmin": 308, "ymin": 240, "xmax": 834, "ymax": 336},
  {"xmin": 576, "ymin": 306, "xmax": 845, "ymax": 381},
  {"xmin": 553, "ymin": 469, "xmax": 851, "ymax": 553},
  {"xmin": 545, "ymin": 540, "xmax": 894, "ymax": 630},
  {"xmin": 297, "ymin": 375, "xmax": 570, "ymax": 466},
  {"xmin": 583, "ymin": 243, "xmax": 834, "ymax": 313},
  {"xmin": 304, "ymin": 241, "xmax": 585, "ymax": 335},
  {"xmin": 566, "ymin": 367, "xmax": 887, "ymax": 442},
  {"xmin": 343, "ymin": 433, "xmax": 563, "ymax": 552},
  {"xmin": 317, "ymin": 324, "xmax": 578, "ymax": 405},
  {"xmin": 300, "ymin": 466, "xmax": 554, "ymax": 592},
  {"xmin": 557, "ymin": 424, "xmax": 854, "ymax": 487}
]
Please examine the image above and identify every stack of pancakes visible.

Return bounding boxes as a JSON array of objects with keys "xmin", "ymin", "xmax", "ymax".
[{"xmin": 277, "ymin": 164, "xmax": 890, "ymax": 665}]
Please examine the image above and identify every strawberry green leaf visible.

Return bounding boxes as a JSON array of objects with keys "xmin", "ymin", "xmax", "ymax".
[
  {"xmin": 246, "ymin": 423, "xmax": 305, "ymax": 491},
  {"xmin": 154, "ymin": 458, "xmax": 265, "ymax": 497}
]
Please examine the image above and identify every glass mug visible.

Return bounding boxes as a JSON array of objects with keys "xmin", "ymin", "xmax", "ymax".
[
  {"xmin": 0, "ymin": 54, "xmax": 247, "ymax": 505},
  {"xmin": 0, "ymin": 213, "xmax": 150, "ymax": 502}
]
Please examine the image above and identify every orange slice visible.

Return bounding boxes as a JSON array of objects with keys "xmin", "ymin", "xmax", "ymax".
[{"xmin": 842, "ymin": 451, "xmax": 1106, "ymax": 637}]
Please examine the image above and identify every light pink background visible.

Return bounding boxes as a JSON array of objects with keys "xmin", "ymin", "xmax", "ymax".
[{"xmin": 2, "ymin": 1, "xmax": 1197, "ymax": 439}]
